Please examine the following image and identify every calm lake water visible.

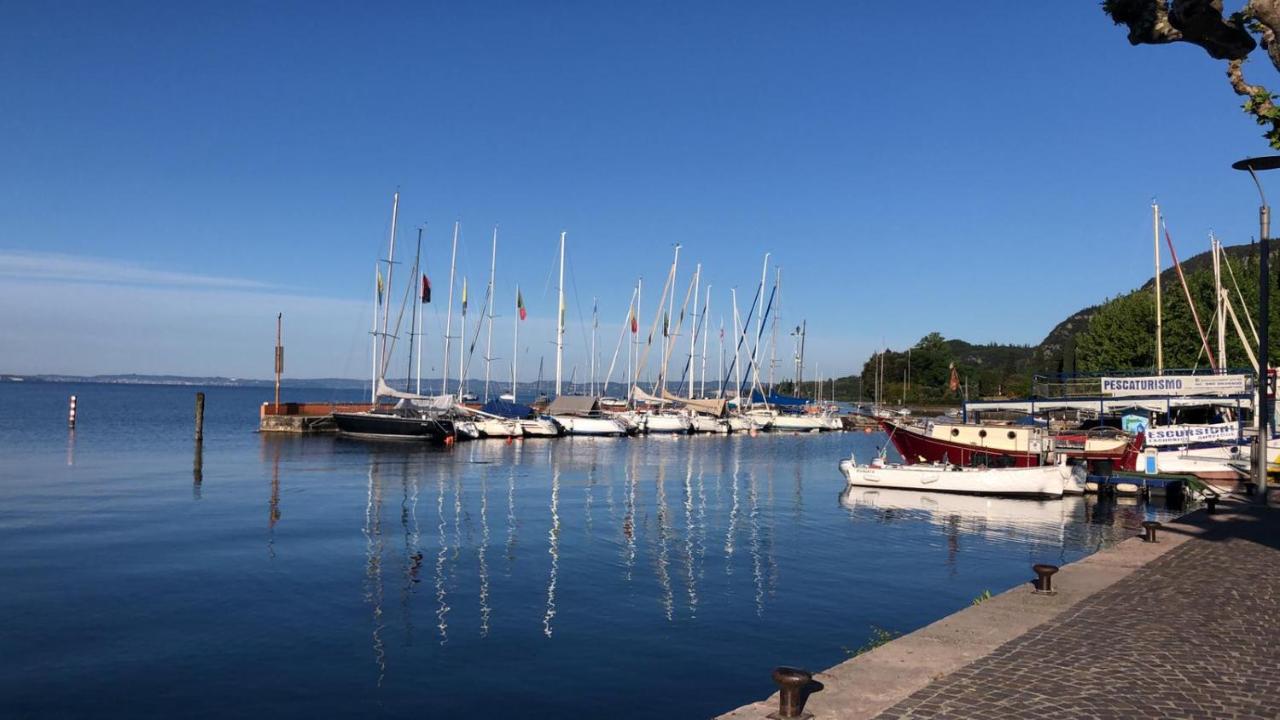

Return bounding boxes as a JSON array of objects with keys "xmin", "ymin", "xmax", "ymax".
[{"xmin": 0, "ymin": 383, "xmax": 1184, "ymax": 719}]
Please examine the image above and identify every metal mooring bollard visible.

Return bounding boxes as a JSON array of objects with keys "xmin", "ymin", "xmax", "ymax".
[
  {"xmin": 68, "ymin": 395, "xmax": 77, "ymax": 428},
  {"xmin": 1205, "ymin": 495, "xmax": 1218, "ymax": 514},
  {"xmin": 1141, "ymin": 521, "xmax": 1162, "ymax": 543},
  {"xmin": 1032, "ymin": 563, "xmax": 1059, "ymax": 595},
  {"xmin": 768, "ymin": 666, "xmax": 813, "ymax": 720}
]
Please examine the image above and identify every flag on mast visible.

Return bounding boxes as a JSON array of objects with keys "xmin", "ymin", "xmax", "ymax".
[
  {"xmin": 948, "ymin": 362, "xmax": 960, "ymax": 394},
  {"xmin": 629, "ymin": 303, "xmax": 638, "ymax": 334},
  {"xmin": 376, "ymin": 268, "xmax": 384, "ymax": 305},
  {"xmin": 421, "ymin": 274, "xmax": 431, "ymax": 303},
  {"xmin": 461, "ymin": 278, "xmax": 468, "ymax": 312},
  {"xmin": 517, "ymin": 287, "xmax": 527, "ymax": 321}
]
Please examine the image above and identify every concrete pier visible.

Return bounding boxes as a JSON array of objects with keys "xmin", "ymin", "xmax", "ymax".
[
  {"xmin": 258, "ymin": 402, "xmax": 387, "ymax": 433},
  {"xmin": 718, "ymin": 498, "xmax": 1279, "ymax": 719}
]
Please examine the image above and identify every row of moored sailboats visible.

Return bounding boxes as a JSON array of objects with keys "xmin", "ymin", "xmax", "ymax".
[{"xmin": 333, "ymin": 193, "xmax": 843, "ymax": 442}]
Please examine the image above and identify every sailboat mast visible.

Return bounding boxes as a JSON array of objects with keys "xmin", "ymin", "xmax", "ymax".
[
  {"xmin": 555, "ymin": 231, "xmax": 565, "ymax": 397},
  {"xmin": 380, "ymin": 191, "xmax": 399, "ymax": 379},
  {"xmin": 732, "ymin": 288, "xmax": 743, "ymax": 404},
  {"xmin": 751, "ymin": 254, "xmax": 769, "ymax": 400},
  {"xmin": 416, "ymin": 228, "xmax": 425, "ymax": 395},
  {"xmin": 1213, "ymin": 233, "xmax": 1226, "ymax": 371},
  {"xmin": 484, "ymin": 226, "xmax": 498, "ymax": 401},
  {"xmin": 661, "ymin": 245, "xmax": 681, "ymax": 397},
  {"xmin": 458, "ymin": 277, "xmax": 467, "ymax": 399},
  {"xmin": 1154, "ymin": 201, "xmax": 1163, "ymax": 375},
  {"xmin": 769, "ymin": 267, "xmax": 780, "ymax": 391},
  {"xmin": 717, "ymin": 315, "xmax": 724, "ymax": 398},
  {"xmin": 442, "ymin": 221, "xmax": 459, "ymax": 394},
  {"xmin": 512, "ymin": 284, "xmax": 520, "ymax": 399},
  {"xmin": 700, "ymin": 285, "xmax": 710, "ymax": 398},
  {"xmin": 370, "ymin": 262, "xmax": 380, "ymax": 403},
  {"xmin": 407, "ymin": 227, "xmax": 423, "ymax": 393},
  {"xmin": 631, "ymin": 278, "xmax": 642, "ymax": 408},
  {"xmin": 590, "ymin": 298, "xmax": 598, "ymax": 396},
  {"xmin": 688, "ymin": 264, "xmax": 700, "ymax": 399}
]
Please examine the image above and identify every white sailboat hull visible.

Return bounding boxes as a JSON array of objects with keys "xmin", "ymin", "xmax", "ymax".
[
  {"xmin": 726, "ymin": 416, "xmax": 760, "ymax": 433},
  {"xmin": 475, "ymin": 418, "xmax": 523, "ymax": 438},
  {"xmin": 839, "ymin": 459, "xmax": 1073, "ymax": 498},
  {"xmin": 644, "ymin": 413, "xmax": 692, "ymax": 434},
  {"xmin": 771, "ymin": 414, "xmax": 828, "ymax": 432},
  {"xmin": 691, "ymin": 415, "xmax": 729, "ymax": 433},
  {"xmin": 552, "ymin": 416, "xmax": 628, "ymax": 436},
  {"xmin": 519, "ymin": 417, "xmax": 560, "ymax": 437}
]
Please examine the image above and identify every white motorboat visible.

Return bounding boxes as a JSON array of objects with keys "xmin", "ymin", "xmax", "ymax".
[
  {"xmin": 838, "ymin": 455, "xmax": 1079, "ymax": 498},
  {"xmin": 726, "ymin": 415, "xmax": 760, "ymax": 433}
]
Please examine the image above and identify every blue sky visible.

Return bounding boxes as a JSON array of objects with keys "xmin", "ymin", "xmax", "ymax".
[{"xmin": 0, "ymin": 2, "xmax": 1275, "ymax": 382}]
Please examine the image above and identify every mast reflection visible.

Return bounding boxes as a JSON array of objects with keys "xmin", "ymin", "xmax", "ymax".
[
  {"xmin": 654, "ymin": 458, "xmax": 674, "ymax": 621},
  {"xmin": 479, "ymin": 470, "xmax": 490, "ymax": 638},
  {"xmin": 363, "ymin": 460, "xmax": 386, "ymax": 685},
  {"xmin": 543, "ymin": 463, "xmax": 560, "ymax": 637},
  {"xmin": 435, "ymin": 470, "xmax": 450, "ymax": 645}
]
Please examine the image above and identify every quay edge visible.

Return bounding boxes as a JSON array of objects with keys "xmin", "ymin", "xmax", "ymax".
[{"xmin": 715, "ymin": 500, "xmax": 1255, "ymax": 720}]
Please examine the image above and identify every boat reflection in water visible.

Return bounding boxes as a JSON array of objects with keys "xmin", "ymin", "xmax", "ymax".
[{"xmin": 839, "ymin": 485, "xmax": 1087, "ymax": 546}]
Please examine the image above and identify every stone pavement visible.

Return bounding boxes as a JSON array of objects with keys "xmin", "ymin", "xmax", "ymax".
[
  {"xmin": 718, "ymin": 501, "xmax": 1280, "ymax": 720},
  {"xmin": 875, "ymin": 503, "xmax": 1280, "ymax": 719}
]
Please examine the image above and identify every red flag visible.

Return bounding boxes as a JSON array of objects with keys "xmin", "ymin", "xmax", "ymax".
[
  {"xmin": 948, "ymin": 362, "xmax": 960, "ymax": 393},
  {"xmin": 629, "ymin": 306, "xmax": 638, "ymax": 334},
  {"xmin": 517, "ymin": 288, "xmax": 527, "ymax": 321},
  {"xmin": 420, "ymin": 274, "xmax": 431, "ymax": 303}
]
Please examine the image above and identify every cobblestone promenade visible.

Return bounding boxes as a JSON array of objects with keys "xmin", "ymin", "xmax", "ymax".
[{"xmin": 875, "ymin": 505, "xmax": 1280, "ymax": 719}]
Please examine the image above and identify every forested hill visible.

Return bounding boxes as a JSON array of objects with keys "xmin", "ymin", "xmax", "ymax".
[{"xmin": 784, "ymin": 242, "xmax": 1277, "ymax": 404}]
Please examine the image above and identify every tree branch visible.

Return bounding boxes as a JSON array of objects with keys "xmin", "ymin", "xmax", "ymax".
[{"xmin": 1104, "ymin": 0, "xmax": 1256, "ymax": 58}]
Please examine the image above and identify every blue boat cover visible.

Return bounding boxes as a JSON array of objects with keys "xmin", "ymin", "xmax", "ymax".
[
  {"xmin": 482, "ymin": 399, "xmax": 534, "ymax": 418},
  {"xmin": 749, "ymin": 390, "xmax": 812, "ymax": 407}
]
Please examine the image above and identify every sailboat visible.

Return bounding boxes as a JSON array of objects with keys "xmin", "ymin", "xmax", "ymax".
[
  {"xmin": 465, "ymin": 227, "xmax": 523, "ymax": 439},
  {"xmin": 546, "ymin": 231, "xmax": 629, "ymax": 436},
  {"xmin": 334, "ymin": 195, "xmax": 459, "ymax": 441}
]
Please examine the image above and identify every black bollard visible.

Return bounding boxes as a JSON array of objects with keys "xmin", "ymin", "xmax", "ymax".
[
  {"xmin": 1032, "ymin": 564, "xmax": 1059, "ymax": 595},
  {"xmin": 1141, "ymin": 521, "xmax": 1162, "ymax": 543},
  {"xmin": 194, "ymin": 392, "xmax": 205, "ymax": 442},
  {"xmin": 1205, "ymin": 495, "xmax": 1219, "ymax": 514},
  {"xmin": 768, "ymin": 666, "xmax": 813, "ymax": 720}
]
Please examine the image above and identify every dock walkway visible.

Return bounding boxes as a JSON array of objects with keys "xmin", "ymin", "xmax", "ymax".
[{"xmin": 719, "ymin": 499, "xmax": 1279, "ymax": 720}]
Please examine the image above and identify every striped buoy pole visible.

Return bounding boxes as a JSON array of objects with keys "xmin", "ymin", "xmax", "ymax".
[{"xmin": 68, "ymin": 395, "xmax": 77, "ymax": 429}]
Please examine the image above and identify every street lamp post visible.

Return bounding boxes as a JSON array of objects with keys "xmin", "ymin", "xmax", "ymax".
[{"xmin": 1231, "ymin": 156, "xmax": 1277, "ymax": 500}]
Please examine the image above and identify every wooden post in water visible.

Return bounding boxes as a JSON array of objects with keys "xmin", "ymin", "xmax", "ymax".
[
  {"xmin": 195, "ymin": 392, "xmax": 205, "ymax": 442},
  {"xmin": 274, "ymin": 313, "xmax": 283, "ymax": 412},
  {"xmin": 67, "ymin": 395, "xmax": 77, "ymax": 428}
]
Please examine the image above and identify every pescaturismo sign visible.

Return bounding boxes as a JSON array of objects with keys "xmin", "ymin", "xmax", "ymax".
[
  {"xmin": 1099, "ymin": 374, "xmax": 1249, "ymax": 397},
  {"xmin": 1145, "ymin": 422, "xmax": 1241, "ymax": 447}
]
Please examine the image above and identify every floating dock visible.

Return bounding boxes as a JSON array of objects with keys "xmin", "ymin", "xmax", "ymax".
[{"xmin": 1085, "ymin": 471, "xmax": 1188, "ymax": 498}]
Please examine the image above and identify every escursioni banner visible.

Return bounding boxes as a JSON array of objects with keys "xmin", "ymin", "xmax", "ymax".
[{"xmin": 1144, "ymin": 422, "xmax": 1241, "ymax": 447}]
